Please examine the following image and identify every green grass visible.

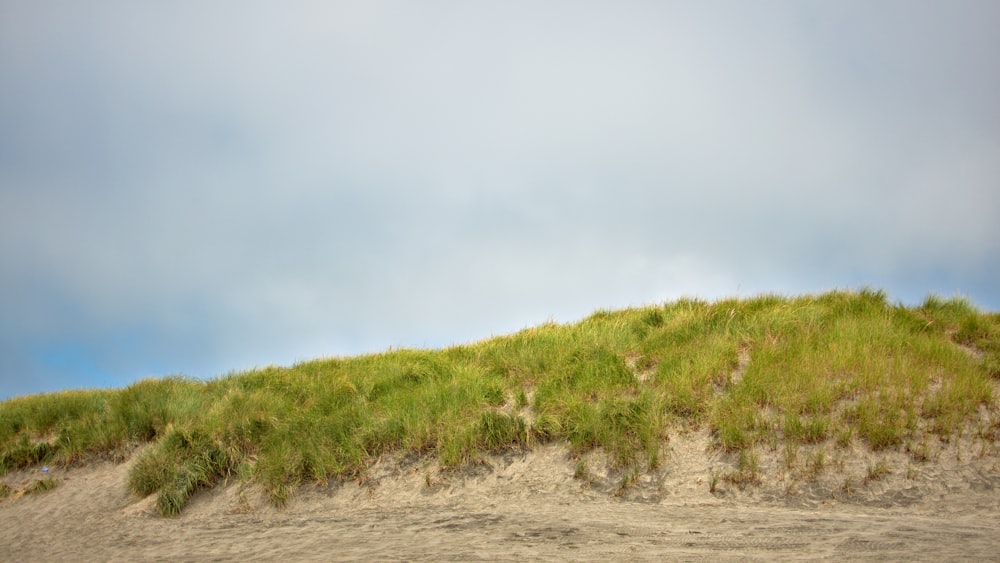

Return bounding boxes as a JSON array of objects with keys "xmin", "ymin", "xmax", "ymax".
[
  {"xmin": 23, "ymin": 478, "xmax": 59, "ymax": 495},
  {"xmin": 722, "ymin": 448, "xmax": 762, "ymax": 488},
  {"xmin": 1, "ymin": 289, "xmax": 997, "ymax": 514}
]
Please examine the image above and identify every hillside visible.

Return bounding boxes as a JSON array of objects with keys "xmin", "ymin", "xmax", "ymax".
[{"xmin": 2, "ymin": 289, "xmax": 999, "ymax": 517}]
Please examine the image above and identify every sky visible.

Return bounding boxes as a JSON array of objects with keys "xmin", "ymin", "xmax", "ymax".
[{"xmin": 1, "ymin": 1, "xmax": 998, "ymax": 400}]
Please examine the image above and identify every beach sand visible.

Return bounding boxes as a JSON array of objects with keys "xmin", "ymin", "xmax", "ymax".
[{"xmin": 3, "ymin": 429, "xmax": 999, "ymax": 561}]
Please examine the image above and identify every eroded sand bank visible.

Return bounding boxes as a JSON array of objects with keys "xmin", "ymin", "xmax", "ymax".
[{"xmin": 3, "ymin": 432, "xmax": 999, "ymax": 561}]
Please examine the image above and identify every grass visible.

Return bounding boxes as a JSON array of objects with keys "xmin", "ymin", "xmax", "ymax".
[
  {"xmin": 722, "ymin": 449, "xmax": 762, "ymax": 488},
  {"xmin": 24, "ymin": 478, "xmax": 59, "ymax": 495},
  {"xmin": 1, "ymin": 289, "xmax": 997, "ymax": 515},
  {"xmin": 803, "ymin": 448, "xmax": 827, "ymax": 480},
  {"xmin": 865, "ymin": 461, "xmax": 892, "ymax": 483},
  {"xmin": 0, "ymin": 478, "xmax": 60, "ymax": 502},
  {"xmin": 840, "ymin": 477, "xmax": 857, "ymax": 496}
]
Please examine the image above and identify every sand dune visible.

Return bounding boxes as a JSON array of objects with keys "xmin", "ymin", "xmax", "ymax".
[{"xmin": 3, "ymin": 431, "xmax": 999, "ymax": 561}]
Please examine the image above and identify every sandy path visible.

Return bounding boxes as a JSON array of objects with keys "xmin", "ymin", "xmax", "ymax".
[{"xmin": 3, "ymin": 440, "xmax": 999, "ymax": 561}]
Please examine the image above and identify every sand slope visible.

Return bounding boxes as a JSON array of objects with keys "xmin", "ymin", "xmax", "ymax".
[{"xmin": 3, "ymin": 433, "xmax": 1000, "ymax": 562}]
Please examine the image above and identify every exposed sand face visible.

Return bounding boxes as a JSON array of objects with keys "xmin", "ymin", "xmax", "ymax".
[{"xmin": 3, "ymin": 431, "xmax": 999, "ymax": 562}]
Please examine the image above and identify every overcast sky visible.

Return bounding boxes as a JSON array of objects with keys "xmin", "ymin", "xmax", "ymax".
[{"xmin": 2, "ymin": 1, "xmax": 998, "ymax": 399}]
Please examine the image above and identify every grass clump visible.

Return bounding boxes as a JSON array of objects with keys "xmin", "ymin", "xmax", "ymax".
[
  {"xmin": 783, "ymin": 413, "xmax": 829, "ymax": 444},
  {"xmin": 0, "ymin": 289, "xmax": 997, "ymax": 514},
  {"xmin": 802, "ymin": 448, "xmax": 827, "ymax": 480},
  {"xmin": 0, "ymin": 436, "xmax": 55, "ymax": 474},
  {"xmin": 722, "ymin": 449, "xmax": 762, "ymax": 488},
  {"xmin": 865, "ymin": 461, "xmax": 892, "ymax": 483},
  {"xmin": 24, "ymin": 478, "xmax": 60, "ymax": 495},
  {"xmin": 128, "ymin": 425, "xmax": 233, "ymax": 515}
]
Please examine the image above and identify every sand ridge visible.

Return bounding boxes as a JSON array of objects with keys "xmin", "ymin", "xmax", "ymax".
[{"xmin": 2, "ymin": 432, "xmax": 999, "ymax": 561}]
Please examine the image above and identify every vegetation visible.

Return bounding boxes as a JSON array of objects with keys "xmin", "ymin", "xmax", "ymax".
[
  {"xmin": 24, "ymin": 478, "xmax": 59, "ymax": 495},
  {"xmin": 721, "ymin": 449, "xmax": 761, "ymax": 488},
  {"xmin": 865, "ymin": 461, "xmax": 893, "ymax": 483},
  {"xmin": 1, "ymin": 289, "xmax": 998, "ymax": 515}
]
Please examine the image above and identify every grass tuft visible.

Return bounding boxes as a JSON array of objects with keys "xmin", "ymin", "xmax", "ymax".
[
  {"xmin": 865, "ymin": 461, "xmax": 892, "ymax": 483},
  {"xmin": 24, "ymin": 478, "xmax": 59, "ymax": 495},
  {"xmin": 722, "ymin": 449, "xmax": 761, "ymax": 488}
]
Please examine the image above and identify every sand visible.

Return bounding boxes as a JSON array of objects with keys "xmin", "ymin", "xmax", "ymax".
[{"xmin": 3, "ymin": 429, "xmax": 1000, "ymax": 562}]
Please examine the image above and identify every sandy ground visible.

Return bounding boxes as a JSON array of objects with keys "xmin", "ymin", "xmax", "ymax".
[{"xmin": 3, "ymin": 429, "xmax": 1000, "ymax": 562}]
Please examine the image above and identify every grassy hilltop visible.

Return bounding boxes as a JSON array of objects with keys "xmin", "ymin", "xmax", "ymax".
[{"xmin": 2, "ymin": 289, "xmax": 999, "ymax": 515}]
